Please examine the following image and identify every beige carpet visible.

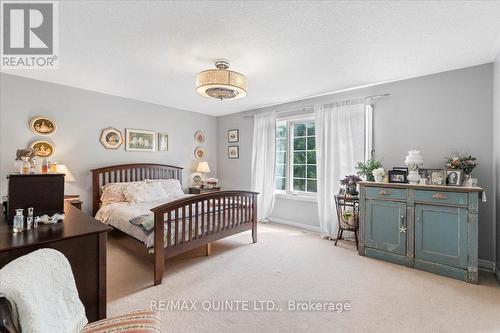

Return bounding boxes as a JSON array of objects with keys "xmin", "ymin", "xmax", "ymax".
[{"xmin": 107, "ymin": 223, "xmax": 500, "ymax": 333}]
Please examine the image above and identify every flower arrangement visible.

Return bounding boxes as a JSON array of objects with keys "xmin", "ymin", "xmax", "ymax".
[
  {"xmin": 356, "ymin": 159, "xmax": 382, "ymax": 181},
  {"xmin": 372, "ymin": 168, "xmax": 385, "ymax": 182},
  {"xmin": 340, "ymin": 175, "xmax": 363, "ymax": 186},
  {"xmin": 445, "ymin": 154, "xmax": 477, "ymax": 175},
  {"xmin": 340, "ymin": 175, "xmax": 362, "ymax": 196}
]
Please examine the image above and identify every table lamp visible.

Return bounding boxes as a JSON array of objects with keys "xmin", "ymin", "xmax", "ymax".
[
  {"xmin": 196, "ymin": 161, "xmax": 210, "ymax": 187},
  {"xmin": 56, "ymin": 164, "xmax": 75, "ymax": 182}
]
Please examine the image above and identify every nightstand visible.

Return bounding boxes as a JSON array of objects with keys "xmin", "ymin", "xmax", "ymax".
[
  {"xmin": 189, "ymin": 187, "xmax": 222, "ymax": 194},
  {"xmin": 65, "ymin": 195, "xmax": 83, "ymax": 210}
]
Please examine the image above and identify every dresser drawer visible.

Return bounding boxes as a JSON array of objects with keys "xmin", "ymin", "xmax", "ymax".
[
  {"xmin": 365, "ymin": 187, "xmax": 407, "ymax": 200},
  {"xmin": 415, "ymin": 190, "xmax": 467, "ymax": 206}
]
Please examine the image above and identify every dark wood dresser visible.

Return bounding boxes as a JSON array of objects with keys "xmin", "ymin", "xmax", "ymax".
[{"xmin": 0, "ymin": 202, "xmax": 112, "ymax": 322}]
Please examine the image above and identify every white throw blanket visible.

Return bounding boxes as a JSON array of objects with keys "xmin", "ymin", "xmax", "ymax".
[{"xmin": 0, "ymin": 248, "xmax": 88, "ymax": 333}]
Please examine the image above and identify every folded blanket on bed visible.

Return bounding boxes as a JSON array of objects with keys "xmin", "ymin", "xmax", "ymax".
[{"xmin": 130, "ymin": 214, "xmax": 155, "ymax": 235}]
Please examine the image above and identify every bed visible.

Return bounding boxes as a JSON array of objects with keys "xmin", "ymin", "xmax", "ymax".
[{"xmin": 91, "ymin": 163, "xmax": 257, "ymax": 285}]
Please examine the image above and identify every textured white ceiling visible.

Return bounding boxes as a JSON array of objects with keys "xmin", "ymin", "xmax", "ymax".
[{"xmin": 3, "ymin": 1, "xmax": 500, "ymax": 116}]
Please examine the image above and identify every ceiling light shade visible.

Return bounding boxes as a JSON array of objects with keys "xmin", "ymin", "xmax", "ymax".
[{"xmin": 196, "ymin": 59, "xmax": 247, "ymax": 101}]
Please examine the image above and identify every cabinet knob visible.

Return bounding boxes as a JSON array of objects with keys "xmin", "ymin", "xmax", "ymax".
[
  {"xmin": 379, "ymin": 190, "xmax": 390, "ymax": 195},
  {"xmin": 432, "ymin": 193, "xmax": 448, "ymax": 200}
]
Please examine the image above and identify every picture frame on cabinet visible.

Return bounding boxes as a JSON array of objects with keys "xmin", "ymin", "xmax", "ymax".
[
  {"xmin": 446, "ymin": 170, "xmax": 463, "ymax": 186},
  {"xmin": 388, "ymin": 170, "xmax": 407, "ymax": 183}
]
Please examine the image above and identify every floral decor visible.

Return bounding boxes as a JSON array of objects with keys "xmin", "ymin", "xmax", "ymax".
[
  {"xmin": 340, "ymin": 175, "xmax": 362, "ymax": 186},
  {"xmin": 356, "ymin": 159, "xmax": 382, "ymax": 181},
  {"xmin": 372, "ymin": 168, "xmax": 385, "ymax": 182},
  {"xmin": 445, "ymin": 154, "xmax": 477, "ymax": 175}
]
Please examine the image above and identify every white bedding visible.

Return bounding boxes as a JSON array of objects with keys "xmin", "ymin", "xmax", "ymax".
[
  {"xmin": 96, "ymin": 200, "xmax": 164, "ymax": 247},
  {"xmin": 95, "ymin": 194, "xmax": 234, "ymax": 248}
]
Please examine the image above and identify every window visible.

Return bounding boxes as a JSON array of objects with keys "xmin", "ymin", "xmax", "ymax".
[{"xmin": 275, "ymin": 117, "xmax": 317, "ymax": 196}]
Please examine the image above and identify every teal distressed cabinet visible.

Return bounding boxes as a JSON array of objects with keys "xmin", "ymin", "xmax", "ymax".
[{"xmin": 358, "ymin": 182, "xmax": 482, "ymax": 283}]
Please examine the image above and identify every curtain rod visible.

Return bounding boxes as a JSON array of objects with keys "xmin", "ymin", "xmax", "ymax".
[{"xmin": 243, "ymin": 93, "xmax": 391, "ymax": 118}]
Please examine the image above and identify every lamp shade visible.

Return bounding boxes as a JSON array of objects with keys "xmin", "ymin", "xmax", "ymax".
[
  {"xmin": 56, "ymin": 164, "xmax": 75, "ymax": 182},
  {"xmin": 196, "ymin": 161, "xmax": 211, "ymax": 173}
]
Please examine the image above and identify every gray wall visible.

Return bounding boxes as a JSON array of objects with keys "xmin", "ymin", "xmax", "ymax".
[
  {"xmin": 0, "ymin": 73, "xmax": 218, "ymax": 215},
  {"xmin": 495, "ymin": 53, "xmax": 500, "ymax": 277},
  {"xmin": 217, "ymin": 64, "xmax": 495, "ymax": 262}
]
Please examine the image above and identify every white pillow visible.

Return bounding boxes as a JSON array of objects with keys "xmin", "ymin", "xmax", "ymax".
[
  {"xmin": 124, "ymin": 181, "xmax": 168, "ymax": 204},
  {"xmin": 145, "ymin": 179, "xmax": 184, "ymax": 197}
]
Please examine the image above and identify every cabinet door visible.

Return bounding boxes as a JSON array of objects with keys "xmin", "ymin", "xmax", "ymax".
[
  {"xmin": 365, "ymin": 200, "xmax": 406, "ymax": 255},
  {"xmin": 415, "ymin": 204, "xmax": 467, "ymax": 268}
]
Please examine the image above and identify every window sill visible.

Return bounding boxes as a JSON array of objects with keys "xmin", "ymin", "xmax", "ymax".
[{"xmin": 274, "ymin": 193, "xmax": 318, "ymax": 203}]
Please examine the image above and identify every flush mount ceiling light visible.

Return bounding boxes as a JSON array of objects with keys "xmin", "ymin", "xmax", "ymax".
[{"xmin": 196, "ymin": 59, "xmax": 247, "ymax": 101}]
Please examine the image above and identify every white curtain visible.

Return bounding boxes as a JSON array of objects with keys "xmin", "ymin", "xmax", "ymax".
[
  {"xmin": 251, "ymin": 111, "xmax": 277, "ymax": 221},
  {"xmin": 315, "ymin": 102, "xmax": 366, "ymax": 237}
]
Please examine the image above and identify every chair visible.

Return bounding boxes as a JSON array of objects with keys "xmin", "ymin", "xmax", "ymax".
[
  {"xmin": 334, "ymin": 195, "xmax": 359, "ymax": 249},
  {"xmin": 0, "ymin": 249, "xmax": 161, "ymax": 333}
]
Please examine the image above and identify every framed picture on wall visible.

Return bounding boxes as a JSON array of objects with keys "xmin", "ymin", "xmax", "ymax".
[
  {"xmin": 228, "ymin": 129, "xmax": 239, "ymax": 143},
  {"xmin": 125, "ymin": 129, "xmax": 156, "ymax": 152},
  {"xmin": 228, "ymin": 145, "xmax": 239, "ymax": 159},
  {"xmin": 158, "ymin": 133, "xmax": 169, "ymax": 151}
]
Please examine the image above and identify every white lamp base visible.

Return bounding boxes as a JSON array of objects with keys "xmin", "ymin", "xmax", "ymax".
[{"xmin": 407, "ymin": 170, "xmax": 420, "ymax": 185}]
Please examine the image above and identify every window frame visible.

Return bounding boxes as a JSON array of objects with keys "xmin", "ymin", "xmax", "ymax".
[{"xmin": 275, "ymin": 115, "xmax": 317, "ymax": 200}]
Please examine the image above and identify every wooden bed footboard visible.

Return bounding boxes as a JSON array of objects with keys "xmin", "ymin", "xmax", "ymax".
[{"xmin": 150, "ymin": 190, "xmax": 258, "ymax": 285}]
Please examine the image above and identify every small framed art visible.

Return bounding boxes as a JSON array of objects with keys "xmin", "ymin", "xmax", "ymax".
[
  {"xmin": 228, "ymin": 146, "xmax": 239, "ymax": 159},
  {"xmin": 158, "ymin": 133, "xmax": 169, "ymax": 151},
  {"xmin": 446, "ymin": 170, "xmax": 463, "ymax": 186},
  {"xmin": 428, "ymin": 169, "xmax": 446, "ymax": 185},
  {"xmin": 125, "ymin": 129, "xmax": 156, "ymax": 152},
  {"xmin": 388, "ymin": 170, "xmax": 407, "ymax": 183},
  {"xmin": 228, "ymin": 129, "xmax": 239, "ymax": 143}
]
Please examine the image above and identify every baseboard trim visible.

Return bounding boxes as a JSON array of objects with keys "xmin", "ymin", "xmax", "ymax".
[
  {"xmin": 478, "ymin": 259, "xmax": 496, "ymax": 272},
  {"xmin": 267, "ymin": 217, "xmax": 321, "ymax": 233}
]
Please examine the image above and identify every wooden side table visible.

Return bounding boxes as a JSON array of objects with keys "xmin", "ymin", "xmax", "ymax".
[
  {"xmin": 334, "ymin": 195, "xmax": 359, "ymax": 249},
  {"xmin": 189, "ymin": 187, "xmax": 222, "ymax": 194},
  {"xmin": 65, "ymin": 195, "xmax": 82, "ymax": 210},
  {"xmin": 0, "ymin": 202, "xmax": 111, "ymax": 321}
]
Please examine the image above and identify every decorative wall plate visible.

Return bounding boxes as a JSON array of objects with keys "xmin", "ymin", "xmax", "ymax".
[
  {"xmin": 194, "ymin": 147, "xmax": 206, "ymax": 160},
  {"xmin": 194, "ymin": 130, "xmax": 206, "ymax": 144},
  {"xmin": 30, "ymin": 116, "xmax": 56, "ymax": 136},
  {"xmin": 30, "ymin": 140, "xmax": 55, "ymax": 158},
  {"xmin": 100, "ymin": 127, "xmax": 123, "ymax": 149}
]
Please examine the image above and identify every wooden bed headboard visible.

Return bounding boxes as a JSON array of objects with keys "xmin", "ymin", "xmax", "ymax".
[{"xmin": 91, "ymin": 163, "xmax": 183, "ymax": 216}]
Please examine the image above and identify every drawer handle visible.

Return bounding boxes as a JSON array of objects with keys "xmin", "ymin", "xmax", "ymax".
[
  {"xmin": 432, "ymin": 193, "xmax": 448, "ymax": 200},
  {"xmin": 379, "ymin": 190, "xmax": 391, "ymax": 195}
]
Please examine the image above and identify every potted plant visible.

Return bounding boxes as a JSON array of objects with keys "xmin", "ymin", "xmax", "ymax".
[
  {"xmin": 356, "ymin": 159, "xmax": 382, "ymax": 181},
  {"xmin": 340, "ymin": 175, "xmax": 362, "ymax": 196}
]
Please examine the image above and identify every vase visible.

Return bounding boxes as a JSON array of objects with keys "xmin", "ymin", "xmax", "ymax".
[
  {"xmin": 462, "ymin": 174, "xmax": 474, "ymax": 187},
  {"xmin": 374, "ymin": 175, "xmax": 383, "ymax": 183},
  {"xmin": 346, "ymin": 183, "xmax": 358, "ymax": 196}
]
